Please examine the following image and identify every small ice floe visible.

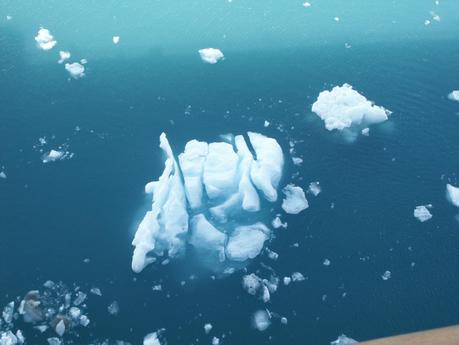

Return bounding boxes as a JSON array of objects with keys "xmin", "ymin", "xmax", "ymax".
[
  {"xmin": 283, "ymin": 277, "xmax": 292, "ymax": 285},
  {"xmin": 430, "ymin": 11, "xmax": 441, "ymax": 22},
  {"xmin": 331, "ymin": 334, "xmax": 358, "ymax": 345},
  {"xmin": 312, "ymin": 84, "xmax": 391, "ymax": 132},
  {"xmin": 41, "ymin": 149, "xmax": 68, "ymax": 163},
  {"xmin": 212, "ymin": 337, "xmax": 220, "ymax": 345},
  {"xmin": 265, "ymin": 248, "xmax": 279, "ymax": 260},
  {"xmin": 272, "ymin": 215, "xmax": 287, "ymax": 229},
  {"xmin": 65, "ymin": 62, "xmax": 85, "ymax": 79},
  {"xmin": 55, "ymin": 320, "xmax": 65, "ymax": 337},
  {"xmin": 381, "ymin": 270, "xmax": 391, "ymax": 281},
  {"xmin": 282, "ymin": 184, "xmax": 309, "ymax": 214},
  {"xmin": 90, "ymin": 287, "xmax": 102, "ymax": 296},
  {"xmin": 308, "ymin": 181, "xmax": 321, "ymax": 196},
  {"xmin": 252, "ymin": 310, "xmax": 271, "ymax": 331},
  {"xmin": 242, "ymin": 273, "xmax": 278, "ymax": 303},
  {"xmin": 152, "ymin": 284, "xmax": 162, "ymax": 291},
  {"xmin": 35, "ymin": 28, "xmax": 57, "ymax": 50},
  {"xmin": 264, "ymin": 120, "xmax": 270, "ymax": 127},
  {"xmin": 344, "ymin": 42, "xmax": 352, "ymax": 49},
  {"xmin": 107, "ymin": 301, "xmax": 119, "ymax": 315},
  {"xmin": 3, "ymin": 301, "xmax": 14, "ymax": 324},
  {"xmin": 334, "ymin": 17, "xmax": 340, "ymax": 22},
  {"xmin": 446, "ymin": 184, "xmax": 459, "ymax": 207},
  {"xmin": 323, "ymin": 258, "xmax": 331, "ymax": 266},
  {"xmin": 80, "ymin": 58, "xmax": 88, "ymax": 64},
  {"xmin": 303, "ymin": 2, "xmax": 311, "ymax": 7},
  {"xmin": 413, "ymin": 205, "xmax": 432, "ymax": 222},
  {"xmin": 6, "ymin": 15, "xmax": 13, "ymax": 21},
  {"xmin": 292, "ymin": 157, "xmax": 303, "ymax": 166},
  {"xmin": 204, "ymin": 323, "xmax": 213, "ymax": 334},
  {"xmin": 144, "ymin": 330, "xmax": 164, "ymax": 345},
  {"xmin": 57, "ymin": 51, "xmax": 70, "ymax": 64},
  {"xmin": 112, "ymin": 36, "xmax": 120, "ymax": 44},
  {"xmin": 198, "ymin": 48, "xmax": 224, "ymax": 64},
  {"xmin": 47, "ymin": 337, "xmax": 62, "ymax": 345},
  {"xmin": 281, "ymin": 317, "xmax": 288, "ymax": 325},
  {"xmin": 448, "ymin": 90, "xmax": 459, "ymax": 102},
  {"xmin": 291, "ymin": 272, "xmax": 305, "ymax": 282},
  {"xmin": 0, "ymin": 171, "xmax": 6, "ymax": 179},
  {"xmin": 361, "ymin": 128, "xmax": 370, "ymax": 136},
  {"xmin": 424, "ymin": 19, "xmax": 431, "ymax": 26}
]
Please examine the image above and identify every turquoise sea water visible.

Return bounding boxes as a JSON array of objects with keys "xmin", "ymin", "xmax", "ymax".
[{"xmin": 1, "ymin": 1, "xmax": 459, "ymax": 344}]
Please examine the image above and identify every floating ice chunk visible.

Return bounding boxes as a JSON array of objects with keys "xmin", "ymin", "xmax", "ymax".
[
  {"xmin": 69, "ymin": 307, "xmax": 81, "ymax": 319},
  {"xmin": 15, "ymin": 330, "xmax": 24, "ymax": 344},
  {"xmin": 248, "ymin": 132, "xmax": 284, "ymax": 202},
  {"xmin": 448, "ymin": 91, "xmax": 459, "ymax": 102},
  {"xmin": 108, "ymin": 301, "xmax": 120, "ymax": 315},
  {"xmin": 42, "ymin": 149, "xmax": 64, "ymax": 163},
  {"xmin": 242, "ymin": 273, "xmax": 262, "ymax": 295},
  {"xmin": 0, "ymin": 331, "xmax": 18, "ymax": 345},
  {"xmin": 132, "ymin": 133, "xmax": 189, "ymax": 273},
  {"xmin": 264, "ymin": 120, "xmax": 270, "ymax": 127},
  {"xmin": 189, "ymin": 214, "xmax": 226, "ymax": 261},
  {"xmin": 266, "ymin": 248, "xmax": 279, "ymax": 260},
  {"xmin": 6, "ymin": 15, "xmax": 13, "ymax": 21},
  {"xmin": 178, "ymin": 140, "xmax": 208, "ymax": 209},
  {"xmin": 35, "ymin": 28, "xmax": 57, "ymax": 50},
  {"xmin": 252, "ymin": 310, "xmax": 271, "ymax": 331},
  {"xmin": 413, "ymin": 205, "xmax": 432, "ymax": 222},
  {"xmin": 283, "ymin": 277, "xmax": 292, "ymax": 285},
  {"xmin": 334, "ymin": 17, "xmax": 340, "ymax": 22},
  {"xmin": 323, "ymin": 258, "xmax": 331, "ymax": 266},
  {"xmin": 65, "ymin": 62, "xmax": 85, "ymax": 79},
  {"xmin": 79, "ymin": 315, "xmax": 90, "ymax": 327},
  {"xmin": 282, "ymin": 184, "xmax": 308, "ymax": 214},
  {"xmin": 74, "ymin": 291, "xmax": 87, "ymax": 306},
  {"xmin": 281, "ymin": 316, "xmax": 288, "ymax": 324},
  {"xmin": 291, "ymin": 272, "xmax": 305, "ymax": 282},
  {"xmin": 112, "ymin": 36, "xmax": 120, "ymax": 44},
  {"xmin": 2, "ymin": 301, "xmax": 14, "ymax": 324},
  {"xmin": 312, "ymin": 84, "xmax": 391, "ymax": 132},
  {"xmin": 203, "ymin": 142, "xmax": 239, "ymax": 199},
  {"xmin": 47, "ymin": 338, "xmax": 61, "ymax": 345},
  {"xmin": 58, "ymin": 51, "xmax": 70, "ymax": 64},
  {"xmin": 361, "ymin": 127, "xmax": 370, "ymax": 136},
  {"xmin": 55, "ymin": 320, "xmax": 65, "ymax": 337},
  {"xmin": 143, "ymin": 330, "xmax": 164, "ymax": 345},
  {"xmin": 308, "ymin": 181, "xmax": 321, "ymax": 196},
  {"xmin": 0, "ymin": 171, "xmax": 6, "ymax": 179},
  {"xmin": 303, "ymin": 2, "xmax": 311, "ymax": 7},
  {"xmin": 331, "ymin": 334, "xmax": 358, "ymax": 345},
  {"xmin": 272, "ymin": 216, "xmax": 287, "ymax": 229},
  {"xmin": 198, "ymin": 48, "xmax": 224, "ymax": 64},
  {"xmin": 446, "ymin": 184, "xmax": 459, "ymax": 207},
  {"xmin": 381, "ymin": 270, "xmax": 391, "ymax": 280},
  {"xmin": 204, "ymin": 323, "xmax": 213, "ymax": 334},
  {"xmin": 292, "ymin": 157, "xmax": 303, "ymax": 166},
  {"xmin": 212, "ymin": 337, "xmax": 220, "ymax": 345},
  {"xmin": 226, "ymin": 223, "xmax": 270, "ymax": 261},
  {"xmin": 90, "ymin": 287, "xmax": 102, "ymax": 296}
]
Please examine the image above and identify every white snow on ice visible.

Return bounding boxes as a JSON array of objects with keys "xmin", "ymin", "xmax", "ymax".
[
  {"xmin": 198, "ymin": 48, "xmax": 224, "ymax": 64},
  {"xmin": 35, "ymin": 28, "xmax": 57, "ymax": 50},
  {"xmin": 312, "ymin": 83, "xmax": 391, "ymax": 132}
]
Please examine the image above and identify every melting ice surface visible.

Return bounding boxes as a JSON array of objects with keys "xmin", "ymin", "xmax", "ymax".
[{"xmin": 132, "ymin": 132, "xmax": 284, "ymax": 273}]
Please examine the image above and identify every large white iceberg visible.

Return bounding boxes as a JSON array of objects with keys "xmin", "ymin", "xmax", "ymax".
[
  {"xmin": 131, "ymin": 132, "xmax": 284, "ymax": 272},
  {"xmin": 312, "ymin": 84, "xmax": 391, "ymax": 131},
  {"xmin": 446, "ymin": 184, "xmax": 459, "ymax": 207}
]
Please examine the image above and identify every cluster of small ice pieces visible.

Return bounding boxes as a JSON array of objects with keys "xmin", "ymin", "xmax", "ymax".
[
  {"xmin": 312, "ymin": 84, "xmax": 391, "ymax": 133},
  {"xmin": 413, "ymin": 204, "xmax": 433, "ymax": 222},
  {"xmin": 34, "ymin": 27, "xmax": 87, "ymax": 79},
  {"xmin": 198, "ymin": 48, "xmax": 224, "ymax": 64},
  {"xmin": 132, "ymin": 131, "xmax": 298, "ymax": 273}
]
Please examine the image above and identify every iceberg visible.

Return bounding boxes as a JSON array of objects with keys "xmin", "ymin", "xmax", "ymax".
[
  {"xmin": 132, "ymin": 132, "xmax": 285, "ymax": 272},
  {"xmin": 42, "ymin": 150, "xmax": 64, "ymax": 163},
  {"xmin": 198, "ymin": 48, "xmax": 224, "ymax": 64},
  {"xmin": 252, "ymin": 310, "xmax": 271, "ymax": 331},
  {"xmin": 413, "ymin": 205, "xmax": 432, "ymax": 222},
  {"xmin": 57, "ymin": 51, "xmax": 70, "ymax": 64},
  {"xmin": 446, "ymin": 184, "xmax": 459, "ymax": 207},
  {"xmin": 132, "ymin": 133, "xmax": 189, "ymax": 273},
  {"xmin": 35, "ymin": 28, "xmax": 57, "ymax": 50},
  {"xmin": 448, "ymin": 90, "xmax": 459, "ymax": 102},
  {"xmin": 282, "ymin": 184, "xmax": 309, "ymax": 214},
  {"xmin": 312, "ymin": 84, "xmax": 391, "ymax": 132},
  {"xmin": 331, "ymin": 334, "xmax": 358, "ymax": 345}
]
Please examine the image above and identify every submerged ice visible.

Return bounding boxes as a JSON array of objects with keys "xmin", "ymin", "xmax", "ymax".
[{"xmin": 132, "ymin": 132, "xmax": 285, "ymax": 273}]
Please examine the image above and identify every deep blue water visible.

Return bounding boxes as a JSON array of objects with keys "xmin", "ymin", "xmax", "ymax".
[{"xmin": 1, "ymin": 3, "xmax": 459, "ymax": 344}]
